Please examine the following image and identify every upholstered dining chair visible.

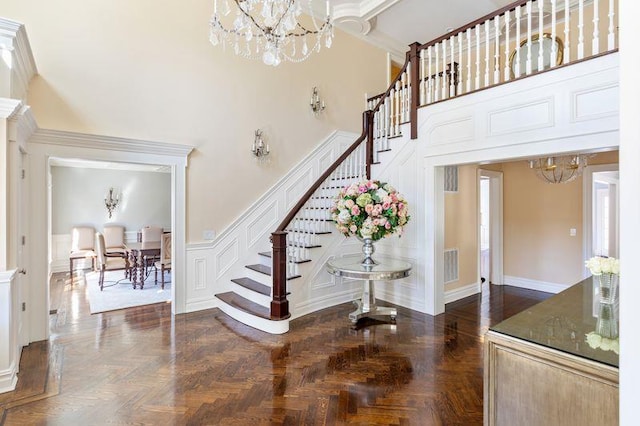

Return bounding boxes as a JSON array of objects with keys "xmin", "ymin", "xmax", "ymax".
[
  {"xmin": 96, "ymin": 232, "xmax": 130, "ymax": 291},
  {"xmin": 141, "ymin": 225, "xmax": 163, "ymax": 273},
  {"xmin": 103, "ymin": 225, "xmax": 127, "ymax": 257},
  {"xmin": 69, "ymin": 226, "xmax": 96, "ymax": 284},
  {"xmin": 154, "ymin": 233, "xmax": 172, "ymax": 289}
]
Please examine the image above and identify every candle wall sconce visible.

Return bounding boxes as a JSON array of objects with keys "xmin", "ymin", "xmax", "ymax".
[
  {"xmin": 104, "ymin": 187, "xmax": 120, "ymax": 218},
  {"xmin": 310, "ymin": 86, "xmax": 326, "ymax": 115},
  {"xmin": 251, "ymin": 129, "xmax": 270, "ymax": 159}
]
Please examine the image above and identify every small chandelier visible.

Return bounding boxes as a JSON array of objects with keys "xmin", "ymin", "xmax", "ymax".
[
  {"xmin": 209, "ymin": 0, "xmax": 334, "ymax": 66},
  {"xmin": 104, "ymin": 187, "xmax": 120, "ymax": 218},
  {"xmin": 528, "ymin": 154, "xmax": 589, "ymax": 184}
]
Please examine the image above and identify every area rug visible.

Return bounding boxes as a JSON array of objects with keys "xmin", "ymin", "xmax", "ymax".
[{"xmin": 85, "ymin": 269, "xmax": 171, "ymax": 314}]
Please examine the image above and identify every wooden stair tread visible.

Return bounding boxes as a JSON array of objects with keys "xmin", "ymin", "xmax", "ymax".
[
  {"xmin": 258, "ymin": 252, "xmax": 311, "ymax": 264},
  {"xmin": 230, "ymin": 277, "xmax": 271, "ymax": 296},
  {"xmin": 245, "ymin": 264, "xmax": 301, "ymax": 280},
  {"xmin": 377, "ymin": 148, "xmax": 392, "ymax": 153},
  {"xmin": 216, "ymin": 292, "xmax": 270, "ymax": 320},
  {"xmin": 285, "ymin": 230, "xmax": 332, "ymax": 235}
]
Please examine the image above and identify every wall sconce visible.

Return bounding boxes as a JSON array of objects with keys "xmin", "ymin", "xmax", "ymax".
[
  {"xmin": 310, "ymin": 86, "xmax": 326, "ymax": 115},
  {"xmin": 104, "ymin": 187, "xmax": 120, "ymax": 218},
  {"xmin": 251, "ymin": 129, "xmax": 270, "ymax": 158}
]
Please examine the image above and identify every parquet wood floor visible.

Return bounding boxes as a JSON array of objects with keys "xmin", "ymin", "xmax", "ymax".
[{"xmin": 0, "ymin": 275, "xmax": 551, "ymax": 425}]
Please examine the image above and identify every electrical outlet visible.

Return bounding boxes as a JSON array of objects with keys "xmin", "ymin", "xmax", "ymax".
[{"xmin": 203, "ymin": 230, "xmax": 216, "ymax": 240}]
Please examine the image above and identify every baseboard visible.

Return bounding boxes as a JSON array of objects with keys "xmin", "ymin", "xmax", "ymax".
[
  {"xmin": 445, "ymin": 282, "xmax": 481, "ymax": 304},
  {"xmin": 503, "ymin": 275, "xmax": 570, "ymax": 294},
  {"xmin": 0, "ymin": 363, "xmax": 18, "ymax": 394},
  {"xmin": 185, "ymin": 297, "xmax": 220, "ymax": 313}
]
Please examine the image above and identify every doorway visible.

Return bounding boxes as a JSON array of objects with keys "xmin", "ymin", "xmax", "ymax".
[
  {"xmin": 583, "ymin": 164, "xmax": 619, "ymax": 271},
  {"xmin": 478, "ymin": 169, "xmax": 504, "ymax": 287}
]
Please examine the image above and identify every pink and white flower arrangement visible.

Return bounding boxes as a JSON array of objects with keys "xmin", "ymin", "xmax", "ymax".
[{"xmin": 330, "ymin": 179, "xmax": 410, "ymax": 241}]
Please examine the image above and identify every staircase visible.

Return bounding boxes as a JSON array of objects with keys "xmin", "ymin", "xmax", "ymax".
[{"xmin": 214, "ymin": 0, "xmax": 619, "ymax": 333}]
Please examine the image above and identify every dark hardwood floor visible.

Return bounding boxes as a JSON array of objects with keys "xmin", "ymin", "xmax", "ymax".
[{"xmin": 0, "ymin": 274, "xmax": 551, "ymax": 425}]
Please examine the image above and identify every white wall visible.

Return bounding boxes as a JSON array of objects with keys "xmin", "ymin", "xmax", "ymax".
[
  {"xmin": 51, "ymin": 166, "xmax": 171, "ymax": 234},
  {"xmin": 619, "ymin": 1, "xmax": 640, "ymax": 424}
]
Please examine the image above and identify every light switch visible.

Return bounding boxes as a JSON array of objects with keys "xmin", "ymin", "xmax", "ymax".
[{"xmin": 570, "ymin": 228, "xmax": 577, "ymax": 237}]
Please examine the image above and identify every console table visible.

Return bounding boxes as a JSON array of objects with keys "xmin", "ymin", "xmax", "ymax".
[{"xmin": 326, "ymin": 255, "xmax": 412, "ymax": 323}]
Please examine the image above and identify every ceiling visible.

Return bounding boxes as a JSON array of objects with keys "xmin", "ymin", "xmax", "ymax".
[
  {"xmin": 328, "ymin": 0, "xmax": 515, "ymax": 62},
  {"xmin": 50, "ymin": 157, "xmax": 170, "ymax": 173}
]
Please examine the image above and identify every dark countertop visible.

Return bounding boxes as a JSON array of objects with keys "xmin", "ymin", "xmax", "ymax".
[{"xmin": 490, "ymin": 276, "xmax": 619, "ymax": 367}]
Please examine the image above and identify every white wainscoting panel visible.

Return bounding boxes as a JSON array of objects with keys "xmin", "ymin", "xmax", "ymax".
[
  {"xmin": 571, "ymin": 83, "xmax": 619, "ymax": 122},
  {"xmin": 487, "ymin": 97, "xmax": 554, "ymax": 136}
]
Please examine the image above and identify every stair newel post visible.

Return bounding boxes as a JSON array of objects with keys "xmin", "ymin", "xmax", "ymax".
[
  {"xmin": 364, "ymin": 110, "xmax": 374, "ymax": 180},
  {"xmin": 409, "ymin": 41, "xmax": 421, "ymax": 140},
  {"xmin": 270, "ymin": 231, "xmax": 290, "ymax": 319}
]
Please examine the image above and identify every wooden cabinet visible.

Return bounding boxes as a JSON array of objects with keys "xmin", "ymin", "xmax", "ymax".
[
  {"xmin": 484, "ymin": 277, "xmax": 619, "ymax": 426},
  {"xmin": 484, "ymin": 330, "xmax": 618, "ymax": 426}
]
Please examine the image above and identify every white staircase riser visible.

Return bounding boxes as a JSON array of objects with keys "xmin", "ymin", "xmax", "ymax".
[{"xmin": 230, "ymin": 282, "xmax": 272, "ymax": 307}]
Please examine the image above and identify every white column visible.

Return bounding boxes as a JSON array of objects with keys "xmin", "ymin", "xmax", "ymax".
[
  {"xmin": 619, "ymin": 1, "xmax": 640, "ymax": 424},
  {"xmin": 0, "ymin": 270, "xmax": 18, "ymax": 393}
]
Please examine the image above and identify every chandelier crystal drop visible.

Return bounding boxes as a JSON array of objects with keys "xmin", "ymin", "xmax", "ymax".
[
  {"xmin": 528, "ymin": 154, "xmax": 589, "ymax": 184},
  {"xmin": 209, "ymin": 0, "xmax": 334, "ymax": 66}
]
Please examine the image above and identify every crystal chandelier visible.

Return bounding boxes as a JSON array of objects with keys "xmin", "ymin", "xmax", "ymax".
[
  {"xmin": 209, "ymin": 0, "xmax": 334, "ymax": 66},
  {"xmin": 528, "ymin": 154, "xmax": 589, "ymax": 184}
]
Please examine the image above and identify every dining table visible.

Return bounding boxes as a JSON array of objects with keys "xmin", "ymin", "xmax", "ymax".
[{"xmin": 125, "ymin": 241, "xmax": 161, "ymax": 289}]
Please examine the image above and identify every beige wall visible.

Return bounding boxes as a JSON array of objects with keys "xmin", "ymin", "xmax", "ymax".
[
  {"xmin": 2, "ymin": 1, "xmax": 388, "ymax": 242},
  {"xmin": 444, "ymin": 151, "xmax": 618, "ymax": 291},
  {"xmin": 504, "ymin": 151, "xmax": 618, "ymax": 285},
  {"xmin": 444, "ymin": 164, "xmax": 478, "ymax": 291}
]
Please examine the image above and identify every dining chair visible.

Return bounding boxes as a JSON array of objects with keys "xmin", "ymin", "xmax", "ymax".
[
  {"xmin": 103, "ymin": 225, "xmax": 127, "ymax": 257},
  {"xmin": 96, "ymin": 232, "xmax": 130, "ymax": 291},
  {"xmin": 69, "ymin": 226, "xmax": 97, "ymax": 284},
  {"xmin": 141, "ymin": 225, "xmax": 163, "ymax": 274},
  {"xmin": 154, "ymin": 233, "xmax": 172, "ymax": 289}
]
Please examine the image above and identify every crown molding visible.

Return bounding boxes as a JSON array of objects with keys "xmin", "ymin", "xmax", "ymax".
[
  {"xmin": 29, "ymin": 129, "xmax": 195, "ymax": 158},
  {"xmin": 0, "ymin": 18, "xmax": 38, "ymax": 101},
  {"xmin": 0, "ymin": 98, "xmax": 22, "ymax": 119}
]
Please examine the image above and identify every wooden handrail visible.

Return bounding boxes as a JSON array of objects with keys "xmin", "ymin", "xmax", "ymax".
[{"xmin": 419, "ymin": 0, "xmax": 532, "ymax": 51}]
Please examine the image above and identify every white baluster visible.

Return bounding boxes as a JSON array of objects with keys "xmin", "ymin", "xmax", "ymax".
[
  {"xmin": 564, "ymin": 0, "xmax": 571, "ymax": 63},
  {"xmin": 394, "ymin": 81, "xmax": 401, "ymax": 134},
  {"xmin": 442, "ymin": 40, "xmax": 447, "ymax": 99},
  {"xmin": 504, "ymin": 10, "xmax": 510, "ymax": 81},
  {"xmin": 593, "ymin": 0, "xmax": 600, "ymax": 55},
  {"xmin": 484, "ymin": 20, "xmax": 490, "ymax": 87},
  {"xmin": 608, "ymin": 0, "xmax": 615, "ymax": 50},
  {"xmin": 466, "ymin": 28, "xmax": 472, "ymax": 92},
  {"xmin": 404, "ymin": 70, "xmax": 410, "ymax": 121},
  {"xmin": 400, "ymin": 73, "xmax": 406, "ymax": 123},
  {"xmin": 515, "ymin": 6, "xmax": 521, "ymax": 78},
  {"xmin": 494, "ymin": 15, "xmax": 501, "ymax": 84},
  {"xmin": 389, "ymin": 87, "xmax": 395, "ymax": 137},
  {"xmin": 551, "ymin": 0, "xmax": 557, "ymax": 68},
  {"xmin": 434, "ymin": 44, "xmax": 440, "ymax": 102},
  {"xmin": 449, "ymin": 36, "xmax": 455, "ymax": 97},
  {"xmin": 538, "ymin": 0, "xmax": 544, "ymax": 72},
  {"xmin": 458, "ymin": 33, "xmax": 463, "ymax": 95},
  {"xmin": 427, "ymin": 46, "xmax": 433, "ymax": 103},
  {"xmin": 475, "ymin": 25, "xmax": 481, "ymax": 90},
  {"xmin": 578, "ymin": 0, "xmax": 585, "ymax": 59},
  {"xmin": 526, "ymin": 2, "xmax": 532, "ymax": 74}
]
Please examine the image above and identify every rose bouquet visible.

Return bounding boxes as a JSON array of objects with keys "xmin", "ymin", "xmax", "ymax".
[{"xmin": 330, "ymin": 179, "xmax": 410, "ymax": 241}]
